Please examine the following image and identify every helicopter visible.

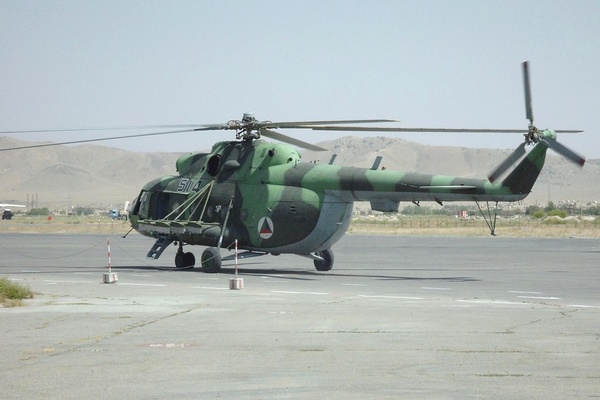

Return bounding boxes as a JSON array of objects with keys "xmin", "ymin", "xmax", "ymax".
[{"xmin": 0, "ymin": 62, "xmax": 586, "ymax": 273}]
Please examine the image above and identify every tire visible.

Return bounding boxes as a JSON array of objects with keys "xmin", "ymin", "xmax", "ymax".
[
  {"xmin": 314, "ymin": 248, "xmax": 334, "ymax": 272},
  {"xmin": 175, "ymin": 251, "xmax": 195, "ymax": 268},
  {"xmin": 175, "ymin": 251, "xmax": 186, "ymax": 268},
  {"xmin": 201, "ymin": 247, "xmax": 222, "ymax": 273},
  {"xmin": 184, "ymin": 252, "xmax": 195, "ymax": 267}
]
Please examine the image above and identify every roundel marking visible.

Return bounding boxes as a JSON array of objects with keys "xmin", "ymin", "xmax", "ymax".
[{"xmin": 258, "ymin": 217, "xmax": 274, "ymax": 239}]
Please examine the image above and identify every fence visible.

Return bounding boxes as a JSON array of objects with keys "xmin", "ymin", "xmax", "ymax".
[{"xmin": 349, "ymin": 217, "xmax": 599, "ymax": 235}]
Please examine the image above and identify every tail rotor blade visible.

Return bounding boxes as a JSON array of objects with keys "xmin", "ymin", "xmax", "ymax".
[
  {"xmin": 545, "ymin": 137, "xmax": 586, "ymax": 167},
  {"xmin": 522, "ymin": 61, "xmax": 534, "ymax": 124},
  {"xmin": 487, "ymin": 142, "xmax": 526, "ymax": 182}
]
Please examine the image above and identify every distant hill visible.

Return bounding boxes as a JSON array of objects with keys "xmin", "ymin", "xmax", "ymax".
[
  {"xmin": 0, "ymin": 136, "xmax": 184, "ymax": 209},
  {"xmin": 1, "ymin": 135, "xmax": 598, "ymax": 210}
]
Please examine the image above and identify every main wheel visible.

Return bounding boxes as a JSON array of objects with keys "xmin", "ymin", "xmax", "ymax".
[
  {"xmin": 201, "ymin": 247, "xmax": 222, "ymax": 273},
  {"xmin": 313, "ymin": 248, "xmax": 334, "ymax": 272}
]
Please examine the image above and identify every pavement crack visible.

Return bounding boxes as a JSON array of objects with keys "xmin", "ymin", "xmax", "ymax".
[
  {"xmin": 112, "ymin": 303, "xmax": 205, "ymax": 336},
  {"xmin": 20, "ymin": 304, "xmax": 207, "ymax": 362}
]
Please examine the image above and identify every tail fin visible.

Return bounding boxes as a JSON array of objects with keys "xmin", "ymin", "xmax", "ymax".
[{"xmin": 500, "ymin": 142, "xmax": 549, "ymax": 195}]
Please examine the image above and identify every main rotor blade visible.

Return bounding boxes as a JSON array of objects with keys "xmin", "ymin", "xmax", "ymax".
[
  {"xmin": 523, "ymin": 61, "xmax": 534, "ymax": 124},
  {"xmin": 257, "ymin": 119, "xmax": 397, "ymax": 129},
  {"xmin": 0, "ymin": 125, "xmax": 216, "ymax": 135},
  {"xmin": 545, "ymin": 137, "xmax": 586, "ymax": 167},
  {"xmin": 260, "ymin": 128, "xmax": 327, "ymax": 151},
  {"xmin": 0, "ymin": 127, "xmax": 215, "ymax": 152},
  {"xmin": 311, "ymin": 126, "xmax": 528, "ymax": 133},
  {"xmin": 310, "ymin": 126, "xmax": 582, "ymax": 133},
  {"xmin": 487, "ymin": 142, "xmax": 527, "ymax": 183},
  {"xmin": 0, "ymin": 120, "xmax": 396, "ymax": 135}
]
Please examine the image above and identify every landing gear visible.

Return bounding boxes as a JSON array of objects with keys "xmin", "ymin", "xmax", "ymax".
[
  {"xmin": 201, "ymin": 247, "xmax": 222, "ymax": 273},
  {"xmin": 476, "ymin": 201, "xmax": 499, "ymax": 236},
  {"xmin": 175, "ymin": 250, "xmax": 195, "ymax": 268},
  {"xmin": 174, "ymin": 242, "xmax": 195, "ymax": 268},
  {"xmin": 313, "ymin": 248, "xmax": 334, "ymax": 272}
]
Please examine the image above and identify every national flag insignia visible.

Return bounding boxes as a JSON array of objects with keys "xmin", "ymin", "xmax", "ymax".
[{"xmin": 258, "ymin": 217, "xmax": 274, "ymax": 239}]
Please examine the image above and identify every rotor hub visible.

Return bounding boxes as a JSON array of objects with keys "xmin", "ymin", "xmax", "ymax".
[
  {"xmin": 524, "ymin": 123, "xmax": 540, "ymax": 145},
  {"xmin": 229, "ymin": 113, "xmax": 262, "ymax": 142}
]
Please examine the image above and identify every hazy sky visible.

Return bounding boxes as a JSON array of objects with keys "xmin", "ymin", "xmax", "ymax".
[{"xmin": 1, "ymin": 1, "xmax": 598, "ymax": 158}]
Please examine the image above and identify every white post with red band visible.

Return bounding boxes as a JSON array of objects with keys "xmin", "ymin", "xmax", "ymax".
[
  {"xmin": 229, "ymin": 239, "xmax": 243, "ymax": 290},
  {"xmin": 103, "ymin": 238, "xmax": 118, "ymax": 283}
]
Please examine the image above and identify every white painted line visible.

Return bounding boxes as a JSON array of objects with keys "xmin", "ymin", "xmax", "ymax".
[
  {"xmin": 191, "ymin": 286, "xmax": 229, "ymax": 290},
  {"xmin": 260, "ymin": 275, "xmax": 291, "ymax": 281},
  {"xmin": 359, "ymin": 295, "xmax": 423, "ymax": 300},
  {"xmin": 568, "ymin": 304, "xmax": 600, "ymax": 309},
  {"xmin": 118, "ymin": 283, "xmax": 166, "ymax": 287},
  {"xmin": 271, "ymin": 290, "xmax": 329, "ymax": 295},
  {"xmin": 517, "ymin": 296, "xmax": 561, "ymax": 300},
  {"xmin": 509, "ymin": 291, "xmax": 543, "ymax": 294},
  {"xmin": 20, "ymin": 271, "xmax": 41, "ymax": 273},
  {"xmin": 456, "ymin": 299, "xmax": 528, "ymax": 305},
  {"xmin": 422, "ymin": 287, "xmax": 451, "ymax": 291},
  {"xmin": 341, "ymin": 283, "xmax": 367, "ymax": 287},
  {"xmin": 259, "ymin": 276, "xmax": 290, "ymax": 283}
]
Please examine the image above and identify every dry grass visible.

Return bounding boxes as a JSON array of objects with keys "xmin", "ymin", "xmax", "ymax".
[
  {"xmin": 0, "ymin": 277, "xmax": 34, "ymax": 307},
  {"xmin": 349, "ymin": 217, "xmax": 600, "ymax": 238},
  {"xmin": 1, "ymin": 215, "xmax": 598, "ymax": 238},
  {"xmin": 348, "ymin": 224, "xmax": 599, "ymax": 238},
  {"xmin": 0, "ymin": 215, "xmax": 131, "ymax": 235}
]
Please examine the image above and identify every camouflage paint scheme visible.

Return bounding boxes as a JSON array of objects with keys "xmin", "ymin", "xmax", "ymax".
[{"xmin": 128, "ymin": 132, "xmax": 549, "ymax": 257}]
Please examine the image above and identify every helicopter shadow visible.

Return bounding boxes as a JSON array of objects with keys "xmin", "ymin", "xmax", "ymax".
[
  {"xmin": 110, "ymin": 261, "xmax": 480, "ymax": 283},
  {"xmin": 219, "ymin": 262, "xmax": 480, "ymax": 283}
]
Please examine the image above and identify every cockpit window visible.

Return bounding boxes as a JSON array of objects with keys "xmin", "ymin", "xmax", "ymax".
[
  {"xmin": 137, "ymin": 191, "xmax": 150, "ymax": 219},
  {"xmin": 207, "ymin": 154, "xmax": 221, "ymax": 176}
]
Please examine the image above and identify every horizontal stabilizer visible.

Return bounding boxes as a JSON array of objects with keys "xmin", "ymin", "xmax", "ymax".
[
  {"xmin": 370, "ymin": 199, "xmax": 400, "ymax": 212},
  {"xmin": 371, "ymin": 156, "xmax": 383, "ymax": 170}
]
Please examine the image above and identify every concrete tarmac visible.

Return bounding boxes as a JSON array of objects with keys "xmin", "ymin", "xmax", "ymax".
[{"xmin": 1, "ymin": 233, "xmax": 599, "ymax": 399}]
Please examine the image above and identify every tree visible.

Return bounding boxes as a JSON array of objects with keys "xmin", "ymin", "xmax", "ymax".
[
  {"xmin": 544, "ymin": 201, "xmax": 555, "ymax": 213},
  {"xmin": 27, "ymin": 208, "xmax": 50, "ymax": 216}
]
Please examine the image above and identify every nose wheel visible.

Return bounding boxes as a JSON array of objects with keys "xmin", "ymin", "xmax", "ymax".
[
  {"xmin": 174, "ymin": 242, "xmax": 195, "ymax": 269},
  {"xmin": 175, "ymin": 250, "xmax": 195, "ymax": 268},
  {"xmin": 313, "ymin": 248, "xmax": 334, "ymax": 272}
]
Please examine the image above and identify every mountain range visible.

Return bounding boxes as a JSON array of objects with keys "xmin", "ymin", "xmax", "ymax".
[{"xmin": 1, "ymin": 135, "xmax": 598, "ymax": 210}]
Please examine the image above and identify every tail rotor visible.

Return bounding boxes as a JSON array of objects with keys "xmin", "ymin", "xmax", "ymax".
[{"xmin": 488, "ymin": 61, "xmax": 585, "ymax": 182}]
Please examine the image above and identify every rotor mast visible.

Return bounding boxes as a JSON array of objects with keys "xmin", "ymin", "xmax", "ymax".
[{"xmin": 228, "ymin": 113, "xmax": 261, "ymax": 142}]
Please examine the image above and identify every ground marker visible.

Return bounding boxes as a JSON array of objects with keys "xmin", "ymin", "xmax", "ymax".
[
  {"xmin": 103, "ymin": 238, "xmax": 118, "ymax": 284},
  {"xmin": 229, "ymin": 239, "xmax": 243, "ymax": 290}
]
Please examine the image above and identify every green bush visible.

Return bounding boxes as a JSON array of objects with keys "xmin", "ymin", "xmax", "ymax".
[
  {"xmin": 532, "ymin": 210, "xmax": 545, "ymax": 219},
  {"xmin": 548, "ymin": 209, "xmax": 568, "ymax": 218},
  {"xmin": 0, "ymin": 277, "xmax": 34, "ymax": 305},
  {"xmin": 27, "ymin": 207, "xmax": 50, "ymax": 216}
]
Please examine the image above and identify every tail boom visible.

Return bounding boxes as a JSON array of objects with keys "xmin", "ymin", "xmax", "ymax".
[{"xmin": 268, "ymin": 142, "xmax": 549, "ymax": 209}]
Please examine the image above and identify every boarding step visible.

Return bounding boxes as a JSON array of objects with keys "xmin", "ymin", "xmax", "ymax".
[{"xmin": 146, "ymin": 235, "xmax": 173, "ymax": 259}]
